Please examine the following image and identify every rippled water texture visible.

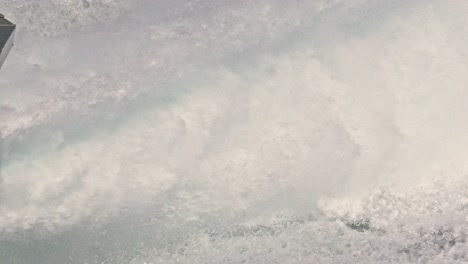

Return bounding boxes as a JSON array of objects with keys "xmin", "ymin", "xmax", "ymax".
[{"xmin": 0, "ymin": 1, "xmax": 467, "ymax": 263}]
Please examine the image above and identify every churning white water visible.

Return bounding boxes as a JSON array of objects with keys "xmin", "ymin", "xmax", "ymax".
[{"xmin": 0, "ymin": 0, "xmax": 467, "ymax": 263}]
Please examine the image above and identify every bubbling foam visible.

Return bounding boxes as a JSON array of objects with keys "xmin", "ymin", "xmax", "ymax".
[{"xmin": 1, "ymin": 0, "xmax": 468, "ymax": 263}]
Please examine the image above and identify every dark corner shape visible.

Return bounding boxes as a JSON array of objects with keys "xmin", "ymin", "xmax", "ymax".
[{"xmin": 0, "ymin": 13, "xmax": 16, "ymax": 69}]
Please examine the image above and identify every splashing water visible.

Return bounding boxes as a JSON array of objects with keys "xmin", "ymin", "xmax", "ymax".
[{"xmin": 0, "ymin": 0, "xmax": 467, "ymax": 263}]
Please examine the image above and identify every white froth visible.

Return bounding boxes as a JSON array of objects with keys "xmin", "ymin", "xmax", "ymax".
[{"xmin": 0, "ymin": 0, "xmax": 467, "ymax": 263}]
